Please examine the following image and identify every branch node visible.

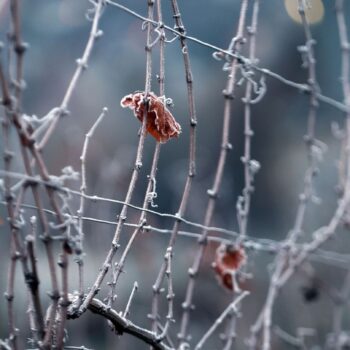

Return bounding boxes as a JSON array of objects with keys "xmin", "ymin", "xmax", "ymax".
[
  {"xmin": 207, "ymin": 189, "xmax": 218, "ymax": 199},
  {"xmin": 15, "ymin": 41, "xmax": 29, "ymax": 56},
  {"xmin": 222, "ymin": 89, "xmax": 234, "ymax": 99}
]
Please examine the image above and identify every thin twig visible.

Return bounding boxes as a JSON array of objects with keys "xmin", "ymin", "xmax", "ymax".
[
  {"xmin": 331, "ymin": 270, "xmax": 350, "ymax": 349},
  {"xmin": 288, "ymin": 0, "xmax": 320, "ymax": 245},
  {"xmin": 151, "ymin": 0, "xmax": 199, "ymax": 338},
  {"xmin": 123, "ymin": 282, "xmax": 138, "ymax": 318},
  {"xmin": 179, "ymin": 0, "xmax": 249, "ymax": 344},
  {"xmin": 109, "ymin": 141, "xmax": 160, "ymax": 304},
  {"xmin": 0, "ymin": 46, "xmax": 61, "ymax": 350},
  {"xmin": 273, "ymin": 326, "xmax": 304, "ymax": 349},
  {"xmin": 5, "ymin": 236, "xmax": 18, "ymax": 350},
  {"xmin": 0, "ymin": 199, "xmax": 286, "ymax": 255},
  {"xmin": 3, "ymin": 4, "xmax": 51, "ymax": 341},
  {"xmin": 223, "ymin": 3, "xmax": 261, "ymax": 348},
  {"xmin": 149, "ymin": 0, "xmax": 168, "ymax": 337},
  {"xmin": 156, "ymin": 248, "xmax": 175, "ymax": 341},
  {"xmin": 78, "ymin": 0, "xmax": 154, "ymax": 316},
  {"xmin": 38, "ymin": 0, "xmax": 105, "ymax": 149},
  {"xmin": 0, "ymin": 340, "xmax": 11, "ymax": 350},
  {"xmin": 26, "ymin": 228, "xmax": 45, "ymax": 341},
  {"xmin": 249, "ymin": 3, "xmax": 324, "ymax": 349},
  {"xmin": 77, "ymin": 107, "xmax": 108, "ymax": 303},
  {"xmin": 194, "ymin": 291, "xmax": 249, "ymax": 350},
  {"xmin": 238, "ymin": 0, "xmax": 260, "ymax": 239},
  {"xmin": 9, "ymin": 0, "xmax": 26, "ymax": 110},
  {"xmin": 332, "ymin": 2, "xmax": 350, "ymax": 347},
  {"xmin": 6, "ymin": 177, "xmax": 350, "ymax": 269},
  {"xmin": 107, "ymin": 0, "xmax": 159, "ymax": 309},
  {"xmin": 1, "ymin": 62, "xmax": 19, "ymax": 349}
]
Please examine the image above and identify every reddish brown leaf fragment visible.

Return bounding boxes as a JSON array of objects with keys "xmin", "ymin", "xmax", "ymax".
[
  {"xmin": 213, "ymin": 244, "xmax": 246, "ymax": 291},
  {"xmin": 120, "ymin": 92, "xmax": 181, "ymax": 143}
]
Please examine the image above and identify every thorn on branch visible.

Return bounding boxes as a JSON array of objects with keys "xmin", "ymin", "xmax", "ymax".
[
  {"xmin": 222, "ymin": 89, "xmax": 234, "ymax": 99},
  {"xmin": 14, "ymin": 41, "xmax": 29, "ymax": 56},
  {"xmin": 207, "ymin": 189, "xmax": 218, "ymax": 199},
  {"xmin": 190, "ymin": 118, "xmax": 197, "ymax": 126},
  {"xmin": 94, "ymin": 29, "xmax": 104, "ymax": 38},
  {"xmin": 4, "ymin": 292, "xmax": 14, "ymax": 302},
  {"xmin": 76, "ymin": 58, "xmax": 88, "ymax": 70},
  {"xmin": 135, "ymin": 161, "xmax": 143, "ymax": 170},
  {"xmin": 188, "ymin": 267, "xmax": 197, "ymax": 278},
  {"xmin": 222, "ymin": 142, "xmax": 233, "ymax": 151}
]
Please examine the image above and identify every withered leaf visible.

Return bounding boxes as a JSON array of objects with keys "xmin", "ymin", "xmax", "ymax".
[
  {"xmin": 121, "ymin": 92, "xmax": 181, "ymax": 143},
  {"xmin": 213, "ymin": 244, "xmax": 246, "ymax": 291}
]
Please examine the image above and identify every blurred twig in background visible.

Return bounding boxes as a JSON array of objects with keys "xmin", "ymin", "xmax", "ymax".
[{"xmin": 1, "ymin": 0, "xmax": 350, "ymax": 349}]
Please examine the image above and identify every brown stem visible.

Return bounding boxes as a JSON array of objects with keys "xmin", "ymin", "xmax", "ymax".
[
  {"xmin": 151, "ymin": 0, "xmax": 198, "ymax": 336},
  {"xmin": 79, "ymin": 0, "xmax": 155, "ymax": 315},
  {"xmin": 178, "ymin": 0, "xmax": 249, "ymax": 343}
]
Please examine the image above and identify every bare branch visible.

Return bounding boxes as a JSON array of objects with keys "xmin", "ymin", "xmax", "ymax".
[
  {"xmin": 195, "ymin": 291, "xmax": 249, "ymax": 350},
  {"xmin": 79, "ymin": 0, "xmax": 154, "ymax": 315},
  {"xmin": 38, "ymin": 0, "xmax": 105, "ymax": 149},
  {"xmin": 179, "ymin": 0, "xmax": 249, "ymax": 343},
  {"xmin": 123, "ymin": 282, "xmax": 139, "ymax": 319},
  {"xmin": 68, "ymin": 296, "xmax": 172, "ymax": 350},
  {"xmin": 77, "ymin": 107, "xmax": 108, "ymax": 303}
]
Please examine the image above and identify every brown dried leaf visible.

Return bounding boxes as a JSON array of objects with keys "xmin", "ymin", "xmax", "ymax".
[
  {"xmin": 213, "ymin": 244, "xmax": 246, "ymax": 291},
  {"xmin": 121, "ymin": 92, "xmax": 181, "ymax": 143}
]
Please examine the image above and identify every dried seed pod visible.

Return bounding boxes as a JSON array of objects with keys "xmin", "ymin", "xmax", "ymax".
[
  {"xmin": 213, "ymin": 243, "xmax": 246, "ymax": 291},
  {"xmin": 120, "ymin": 91, "xmax": 181, "ymax": 143}
]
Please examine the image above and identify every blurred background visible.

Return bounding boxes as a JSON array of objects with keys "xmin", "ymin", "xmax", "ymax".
[{"xmin": 1, "ymin": 0, "xmax": 350, "ymax": 348}]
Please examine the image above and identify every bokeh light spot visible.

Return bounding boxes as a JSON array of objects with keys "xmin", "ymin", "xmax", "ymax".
[{"xmin": 284, "ymin": 0, "xmax": 324, "ymax": 25}]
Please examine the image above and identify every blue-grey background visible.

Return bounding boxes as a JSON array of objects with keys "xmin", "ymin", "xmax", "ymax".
[{"xmin": 1, "ymin": 0, "xmax": 350, "ymax": 348}]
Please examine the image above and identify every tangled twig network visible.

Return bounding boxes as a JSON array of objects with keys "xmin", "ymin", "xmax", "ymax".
[{"xmin": 1, "ymin": 0, "xmax": 350, "ymax": 349}]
